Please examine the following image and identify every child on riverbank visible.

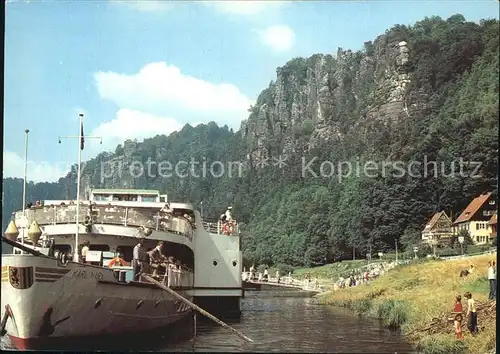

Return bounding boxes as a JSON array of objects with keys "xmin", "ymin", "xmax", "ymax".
[
  {"xmin": 464, "ymin": 291, "xmax": 478, "ymax": 335},
  {"xmin": 453, "ymin": 295, "xmax": 463, "ymax": 313},
  {"xmin": 454, "ymin": 314, "xmax": 464, "ymax": 339}
]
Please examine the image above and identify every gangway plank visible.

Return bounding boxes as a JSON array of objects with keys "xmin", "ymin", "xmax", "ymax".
[{"xmin": 242, "ymin": 273, "xmax": 325, "ymax": 294}]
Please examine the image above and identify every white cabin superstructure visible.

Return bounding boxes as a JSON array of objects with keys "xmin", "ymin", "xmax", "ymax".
[
  {"xmin": 2, "ymin": 187, "xmax": 243, "ymax": 349},
  {"xmin": 89, "ymin": 188, "xmax": 168, "ymax": 203}
]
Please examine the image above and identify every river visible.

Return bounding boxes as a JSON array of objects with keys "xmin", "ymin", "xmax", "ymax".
[{"xmin": 1, "ymin": 289, "xmax": 416, "ymax": 352}]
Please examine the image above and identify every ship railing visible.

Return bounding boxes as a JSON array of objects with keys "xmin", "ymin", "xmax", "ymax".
[
  {"xmin": 202, "ymin": 218, "xmax": 239, "ymax": 236},
  {"xmin": 13, "ymin": 204, "xmax": 194, "ymax": 241},
  {"xmin": 166, "ymin": 266, "xmax": 194, "ymax": 288}
]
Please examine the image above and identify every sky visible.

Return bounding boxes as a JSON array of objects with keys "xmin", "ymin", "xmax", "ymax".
[{"xmin": 3, "ymin": 0, "xmax": 499, "ymax": 182}]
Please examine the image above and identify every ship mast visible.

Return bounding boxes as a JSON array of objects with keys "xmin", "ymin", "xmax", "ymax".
[
  {"xmin": 21, "ymin": 129, "xmax": 29, "ymax": 248},
  {"xmin": 58, "ymin": 113, "xmax": 102, "ymax": 261}
]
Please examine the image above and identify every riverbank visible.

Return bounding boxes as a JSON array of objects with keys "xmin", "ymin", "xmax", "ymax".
[{"xmin": 317, "ymin": 254, "xmax": 497, "ymax": 354}]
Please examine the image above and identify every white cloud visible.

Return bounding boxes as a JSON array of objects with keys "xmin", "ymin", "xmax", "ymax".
[
  {"xmin": 3, "ymin": 109, "xmax": 186, "ymax": 183},
  {"xmin": 205, "ymin": 1, "xmax": 286, "ymax": 15},
  {"xmin": 110, "ymin": 0, "xmax": 173, "ymax": 13},
  {"xmin": 94, "ymin": 61, "xmax": 254, "ymax": 129},
  {"xmin": 258, "ymin": 25, "xmax": 295, "ymax": 53},
  {"xmin": 90, "ymin": 108, "xmax": 184, "ymax": 152},
  {"xmin": 3, "ymin": 151, "xmax": 74, "ymax": 183}
]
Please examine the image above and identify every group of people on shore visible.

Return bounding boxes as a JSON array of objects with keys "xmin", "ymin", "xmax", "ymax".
[
  {"xmin": 333, "ymin": 261, "xmax": 400, "ymax": 290},
  {"xmin": 452, "ymin": 260, "xmax": 496, "ymax": 340},
  {"xmin": 452, "ymin": 292, "xmax": 480, "ymax": 339}
]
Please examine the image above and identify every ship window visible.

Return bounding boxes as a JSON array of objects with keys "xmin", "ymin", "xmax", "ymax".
[
  {"xmin": 89, "ymin": 244, "xmax": 110, "ymax": 252},
  {"xmin": 117, "ymin": 246, "xmax": 133, "ymax": 262},
  {"xmin": 141, "ymin": 196, "xmax": 155, "ymax": 202}
]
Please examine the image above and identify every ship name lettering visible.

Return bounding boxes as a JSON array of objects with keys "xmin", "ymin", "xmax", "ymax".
[{"xmin": 71, "ymin": 269, "xmax": 104, "ymax": 280}]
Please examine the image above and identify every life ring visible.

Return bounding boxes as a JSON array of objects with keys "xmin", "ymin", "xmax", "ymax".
[
  {"xmin": 225, "ymin": 222, "xmax": 234, "ymax": 235},
  {"xmin": 56, "ymin": 251, "xmax": 69, "ymax": 267},
  {"xmin": 108, "ymin": 257, "xmax": 126, "ymax": 267}
]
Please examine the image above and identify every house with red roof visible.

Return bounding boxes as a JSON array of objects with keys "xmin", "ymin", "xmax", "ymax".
[
  {"xmin": 453, "ymin": 192, "xmax": 497, "ymax": 244},
  {"xmin": 421, "ymin": 211, "xmax": 453, "ymax": 245}
]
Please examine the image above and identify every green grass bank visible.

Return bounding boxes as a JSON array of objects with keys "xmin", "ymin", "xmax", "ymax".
[{"xmin": 316, "ymin": 254, "xmax": 497, "ymax": 354}]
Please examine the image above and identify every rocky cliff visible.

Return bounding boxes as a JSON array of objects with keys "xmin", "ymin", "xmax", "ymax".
[{"xmin": 242, "ymin": 36, "xmax": 429, "ymax": 163}]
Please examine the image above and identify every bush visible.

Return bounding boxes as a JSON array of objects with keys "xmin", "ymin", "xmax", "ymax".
[
  {"xmin": 437, "ymin": 247, "xmax": 461, "ymax": 257},
  {"xmin": 466, "ymin": 244, "xmax": 491, "ymax": 254},
  {"xmin": 376, "ymin": 299, "xmax": 409, "ymax": 328},
  {"xmin": 276, "ymin": 263, "xmax": 295, "ymax": 275},
  {"xmin": 353, "ymin": 298, "xmax": 373, "ymax": 316}
]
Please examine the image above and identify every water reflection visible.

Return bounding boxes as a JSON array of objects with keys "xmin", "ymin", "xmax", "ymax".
[
  {"xmin": 1, "ymin": 290, "xmax": 416, "ymax": 353},
  {"xmin": 167, "ymin": 291, "xmax": 416, "ymax": 353}
]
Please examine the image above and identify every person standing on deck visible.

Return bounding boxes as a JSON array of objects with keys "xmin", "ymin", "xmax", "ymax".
[
  {"xmin": 132, "ymin": 238, "xmax": 147, "ymax": 281},
  {"xmin": 223, "ymin": 207, "xmax": 233, "ymax": 235},
  {"xmin": 149, "ymin": 241, "xmax": 167, "ymax": 276},
  {"xmin": 225, "ymin": 206, "xmax": 233, "ymax": 222},
  {"xmin": 160, "ymin": 202, "xmax": 172, "ymax": 214},
  {"xmin": 80, "ymin": 240, "xmax": 90, "ymax": 263}
]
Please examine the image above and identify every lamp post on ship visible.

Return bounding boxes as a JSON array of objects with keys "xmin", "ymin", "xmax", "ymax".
[{"xmin": 58, "ymin": 113, "xmax": 102, "ymax": 261}]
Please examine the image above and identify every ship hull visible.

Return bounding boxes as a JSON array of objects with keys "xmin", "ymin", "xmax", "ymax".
[
  {"xmin": 6, "ymin": 314, "xmax": 194, "ymax": 350},
  {"xmin": 242, "ymin": 281, "xmax": 261, "ymax": 291},
  {"xmin": 1, "ymin": 254, "xmax": 193, "ymax": 350}
]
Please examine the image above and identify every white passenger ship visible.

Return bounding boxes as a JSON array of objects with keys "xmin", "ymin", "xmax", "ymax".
[{"xmin": 1, "ymin": 188, "xmax": 241, "ymax": 350}]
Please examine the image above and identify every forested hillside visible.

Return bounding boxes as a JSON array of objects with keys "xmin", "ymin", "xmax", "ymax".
[{"xmin": 3, "ymin": 15, "xmax": 498, "ymax": 266}]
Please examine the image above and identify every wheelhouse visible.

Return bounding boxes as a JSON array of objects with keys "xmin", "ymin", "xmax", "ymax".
[{"xmin": 89, "ymin": 189, "xmax": 167, "ymax": 203}]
